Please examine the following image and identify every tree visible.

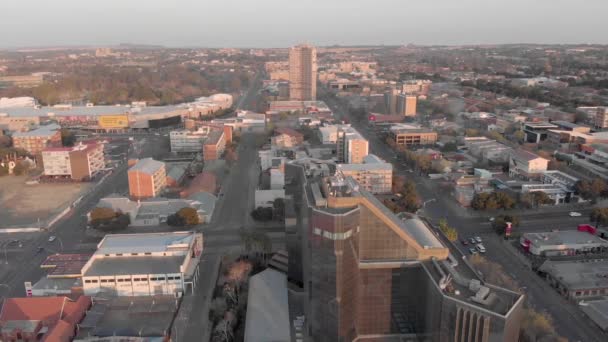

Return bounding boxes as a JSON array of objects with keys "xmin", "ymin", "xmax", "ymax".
[
  {"xmin": 90, "ymin": 207, "xmax": 118, "ymax": 223},
  {"xmin": 272, "ymin": 198, "xmax": 285, "ymax": 221},
  {"xmin": 465, "ymin": 128, "xmax": 480, "ymax": 137},
  {"xmin": 250, "ymin": 207, "xmax": 273, "ymax": 221},
  {"xmin": 590, "ymin": 208, "xmax": 608, "ymax": 228},
  {"xmin": 512, "ymin": 130, "xmax": 525, "ymax": 144},
  {"xmin": 60, "ymin": 129, "xmax": 76, "ymax": 147},
  {"xmin": 176, "ymin": 207, "xmax": 200, "ymax": 225},
  {"xmin": 167, "ymin": 213, "xmax": 186, "ymax": 227},
  {"xmin": 441, "ymin": 142, "xmax": 458, "ymax": 152},
  {"xmin": 576, "ymin": 178, "xmax": 607, "ymax": 201},
  {"xmin": 0, "ymin": 135, "xmax": 11, "ymax": 148},
  {"xmin": 531, "ymin": 191, "xmax": 554, "ymax": 207},
  {"xmin": 11, "ymin": 160, "xmax": 28, "ymax": 176},
  {"xmin": 438, "ymin": 219, "xmax": 458, "ymax": 241},
  {"xmin": 492, "ymin": 215, "xmax": 520, "ymax": 235}
]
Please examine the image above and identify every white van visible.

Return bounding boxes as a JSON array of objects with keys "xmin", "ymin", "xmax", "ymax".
[{"xmin": 476, "ymin": 244, "xmax": 486, "ymax": 253}]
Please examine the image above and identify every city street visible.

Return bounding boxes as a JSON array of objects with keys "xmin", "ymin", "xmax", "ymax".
[{"xmin": 322, "ymin": 91, "xmax": 607, "ymax": 341}]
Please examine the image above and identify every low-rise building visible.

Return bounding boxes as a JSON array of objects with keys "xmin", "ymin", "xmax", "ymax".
[
  {"xmin": 244, "ymin": 269, "xmax": 290, "ymax": 342},
  {"xmin": 12, "ymin": 123, "xmax": 61, "ymax": 154},
  {"xmin": 170, "ymin": 129, "xmax": 209, "ymax": 153},
  {"xmin": 42, "ymin": 141, "xmax": 105, "ymax": 181},
  {"xmin": 509, "ymin": 149, "xmax": 549, "ymax": 180},
  {"xmin": 272, "ymin": 127, "xmax": 304, "ymax": 148},
  {"xmin": 96, "ymin": 192, "xmax": 216, "ymax": 225},
  {"xmin": 0, "ymin": 296, "xmax": 91, "ymax": 341},
  {"xmin": 465, "ymin": 137, "xmax": 513, "ymax": 163},
  {"xmin": 521, "ymin": 229, "xmax": 608, "ymax": 256},
  {"xmin": 81, "ymin": 231, "xmax": 203, "ymax": 296},
  {"xmin": 523, "ymin": 122, "xmax": 559, "ymax": 143},
  {"xmin": 539, "ymin": 259, "xmax": 608, "ymax": 301},
  {"xmin": 336, "ymin": 154, "xmax": 393, "ymax": 194},
  {"xmin": 388, "ymin": 124, "xmax": 437, "ymax": 147},
  {"xmin": 128, "ymin": 158, "xmax": 166, "ymax": 199}
]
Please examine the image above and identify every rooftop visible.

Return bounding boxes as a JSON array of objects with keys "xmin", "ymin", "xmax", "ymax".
[
  {"xmin": 523, "ymin": 230, "xmax": 608, "ymax": 247},
  {"xmin": 12, "ymin": 123, "xmax": 60, "ymax": 137},
  {"xmin": 83, "ymin": 255, "xmax": 185, "ymax": 276},
  {"xmin": 96, "ymin": 231, "xmax": 194, "ymax": 255},
  {"xmin": 580, "ymin": 298, "xmax": 608, "ymax": 331},
  {"xmin": 0, "ymin": 105, "xmax": 184, "ymax": 118},
  {"xmin": 511, "ymin": 149, "xmax": 546, "ymax": 162},
  {"xmin": 41, "ymin": 253, "xmax": 92, "ymax": 277},
  {"xmin": 539, "ymin": 259, "xmax": 608, "ymax": 290},
  {"xmin": 244, "ymin": 269, "xmax": 290, "ymax": 342},
  {"xmin": 129, "ymin": 157, "xmax": 165, "ymax": 175}
]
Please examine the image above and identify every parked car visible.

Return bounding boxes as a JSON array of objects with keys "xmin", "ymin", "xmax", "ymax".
[
  {"xmin": 48, "ymin": 236, "xmax": 56, "ymax": 242},
  {"xmin": 469, "ymin": 237, "xmax": 477, "ymax": 244},
  {"xmin": 476, "ymin": 244, "xmax": 486, "ymax": 253},
  {"xmin": 461, "ymin": 239, "xmax": 468, "ymax": 246},
  {"xmin": 469, "ymin": 248, "xmax": 478, "ymax": 255},
  {"xmin": 474, "ymin": 236, "xmax": 482, "ymax": 243},
  {"xmin": 569, "ymin": 212, "xmax": 582, "ymax": 217}
]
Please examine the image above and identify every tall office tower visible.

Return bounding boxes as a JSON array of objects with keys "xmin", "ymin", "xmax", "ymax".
[
  {"xmin": 397, "ymin": 94, "xmax": 418, "ymax": 116},
  {"xmin": 289, "ymin": 44, "xmax": 317, "ymax": 101},
  {"xmin": 284, "ymin": 165, "xmax": 524, "ymax": 342}
]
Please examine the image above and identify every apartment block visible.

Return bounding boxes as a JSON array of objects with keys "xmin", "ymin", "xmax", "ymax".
[
  {"xmin": 336, "ymin": 126, "xmax": 369, "ymax": 164},
  {"xmin": 389, "ymin": 125, "xmax": 438, "ymax": 147},
  {"xmin": 289, "ymin": 44, "xmax": 317, "ymax": 101},
  {"xmin": 508, "ymin": 149, "xmax": 549, "ymax": 180},
  {"xmin": 42, "ymin": 141, "xmax": 105, "ymax": 181},
  {"xmin": 128, "ymin": 158, "xmax": 166, "ymax": 199},
  {"xmin": 12, "ymin": 123, "xmax": 62, "ymax": 155},
  {"xmin": 336, "ymin": 154, "xmax": 393, "ymax": 194},
  {"xmin": 272, "ymin": 127, "xmax": 304, "ymax": 148},
  {"xmin": 397, "ymin": 94, "xmax": 417, "ymax": 116},
  {"xmin": 593, "ymin": 107, "xmax": 608, "ymax": 129}
]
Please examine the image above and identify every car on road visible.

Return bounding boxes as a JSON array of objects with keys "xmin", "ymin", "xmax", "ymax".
[
  {"xmin": 569, "ymin": 212, "xmax": 582, "ymax": 217},
  {"xmin": 48, "ymin": 236, "xmax": 56, "ymax": 242},
  {"xmin": 36, "ymin": 247, "xmax": 44, "ymax": 254},
  {"xmin": 469, "ymin": 248, "xmax": 478, "ymax": 255},
  {"xmin": 474, "ymin": 236, "xmax": 482, "ymax": 243},
  {"xmin": 476, "ymin": 244, "xmax": 486, "ymax": 253},
  {"xmin": 489, "ymin": 217, "xmax": 495, "ymax": 222},
  {"xmin": 461, "ymin": 239, "xmax": 468, "ymax": 246},
  {"xmin": 469, "ymin": 237, "xmax": 477, "ymax": 244}
]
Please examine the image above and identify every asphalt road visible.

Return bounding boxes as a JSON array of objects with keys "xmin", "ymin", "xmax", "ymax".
[{"xmin": 321, "ymin": 91, "xmax": 607, "ymax": 342}]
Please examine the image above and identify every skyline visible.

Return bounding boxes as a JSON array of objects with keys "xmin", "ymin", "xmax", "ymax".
[{"xmin": 1, "ymin": 0, "xmax": 608, "ymax": 49}]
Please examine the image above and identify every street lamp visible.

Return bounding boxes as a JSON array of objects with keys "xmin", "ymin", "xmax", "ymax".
[{"xmin": 416, "ymin": 198, "xmax": 436, "ymax": 216}]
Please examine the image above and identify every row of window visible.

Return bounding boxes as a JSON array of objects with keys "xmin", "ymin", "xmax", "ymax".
[
  {"xmin": 313, "ymin": 227, "xmax": 354, "ymax": 241},
  {"xmin": 103, "ymin": 252, "xmax": 154, "ymax": 257},
  {"xmin": 85, "ymin": 276, "xmax": 181, "ymax": 284},
  {"xmin": 574, "ymin": 288, "xmax": 608, "ymax": 297}
]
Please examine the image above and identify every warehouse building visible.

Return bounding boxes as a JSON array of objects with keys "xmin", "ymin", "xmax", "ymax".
[{"xmin": 81, "ymin": 231, "xmax": 203, "ymax": 297}]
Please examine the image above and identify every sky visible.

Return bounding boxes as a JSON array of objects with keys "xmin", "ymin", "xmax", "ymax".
[{"xmin": 1, "ymin": 0, "xmax": 606, "ymax": 48}]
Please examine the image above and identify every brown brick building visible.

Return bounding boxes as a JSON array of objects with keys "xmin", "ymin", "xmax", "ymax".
[
  {"xmin": 128, "ymin": 158, "xmax": 166, "ymax": 199},
  {"xmin": 12, "ymin": 123, "xmax": 62, "ymax": 155},
  {"xmin": 202, "ymin": 130, "xmax": 226, "ymax": 161},
  {"xmin": 389, "ymin": 126, "xmax": 438, "ymax": 147}
]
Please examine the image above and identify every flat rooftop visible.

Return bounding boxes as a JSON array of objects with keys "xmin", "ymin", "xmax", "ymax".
[
  {"xmin": 84, "ymin": 255, "xmax": 185, "ymax": 276},
  {"xmin": 41, "ymin": 253, "xmax": 92, "ymax": 277},
  {"xmin": 580, "ymin": 298, "xmax": 608, "ymax": 331},
  {"xmin": 96, "ymin": 231, "xmax": 194, "ymax": 255},
  {"xmin": 539, "ymin": 259, "xmax": 608, "ymax": 291},
  {"xmin": 0, "ymin": 105, "xmax": 184, "ymax": 118},
  {"xmin": 128, "ymin": 157, "xmax": 164, "ymax": 175},
  {"xmin": 524, "ymin": 230, "xmax": 608, "ymax": 247}
]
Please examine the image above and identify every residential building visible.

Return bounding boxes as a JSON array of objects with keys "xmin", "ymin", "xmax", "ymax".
[
  {"xmin": 81, "ymin": 231, "xmax": 203, "ymax": 296},
  {"xmin": 521, "ymin": 229, "xmax": 608, "ymax": 256},
  {"xmin": 12, "ymin": 123, "xmax": 61, "ymax": 154},
  {"xmin": 336, "ymin": 154, "xmax": 393, "ymax": 194},
  {"xmin": 169, "ymin": 129, "xmax": 207, "ymax": 153},
  {"xmin": 0, "ymin": 296, "xmax": 91, "ymax": 341},
  {"xmin": 397, "ymin": 94, "xmax": 417, "ymax": 116},
  {"xmin": 289, "ymin": 44, "xmax": 317, "ymax": 101},
  {"xmin": 508, "ymin": 150, "xmax": 549, "ymax": 180},
  {"xmin": 593, "ymin": 107, "xmax": 608, "ymax": 130},
  {"xmin": 0, "ymin": 113, "xmax": 40, "ymax": 131},
  {"xmin": 389, "ymin": 124, "xmax": 438, "ymax": 147},
  {"xmin": 272, "ymin": 127, "xmax": 304, "ymax": 148},
  {"xmin": 318, "ymin": 124, "xmax": 349, "ymax": 144},
  {"xmin": 165, "ymin": 163, "xmax": 187, "ymax": 188},
  {"xmin": 42, "ymin": 141, "xmax": 105, "ymax": 181},
  {"xmin": 336, "ymin": 126, "xmax": 369, "ymax": 164},
  {"xmin": 128, "ymin": 158, "xmax": 166, "ymax": 199},
  {"xmin": 539, "ymin": 259, "xmax": 608, "ymax": 301},
  {"xmin": 202, "ymin": 130, "xmax": 226, "ymax": 161},
  {"xmin": 285, "ymin": 169, "xmax": 523, "ymax": 341}
]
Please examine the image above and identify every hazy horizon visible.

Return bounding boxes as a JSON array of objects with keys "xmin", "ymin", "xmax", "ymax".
[{"xmin": 1, "ymin": 0, "xmax": 607, "ymax": 49}]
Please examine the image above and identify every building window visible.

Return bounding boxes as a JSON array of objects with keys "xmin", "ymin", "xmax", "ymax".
[{"xmin": 100, "ymin": 279, "xmax": 108, "ymax": 283}]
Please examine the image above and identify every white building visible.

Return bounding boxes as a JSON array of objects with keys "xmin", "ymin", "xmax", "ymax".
[
  {"xmin": 170, "ymin": 128, "xmax": 214, "ymax": 153},
  {"xmin": 41, "ymin": 141, "xmax": 105, "ymax": 181},
  {"xmin": 270, "ymin": 168, "xmax": 285, "ymax": 190},
  {"xmin": 336, "ymin": 154, "xmax": 393, "ymax": 194},
  {"xmin": 255, "ymin": 190, "xmax": 285, "ymax": 208},
  {"xmin": 336, "ymin": 126, "xmax": 369, "ymax": 164},
  {"xmin": 521, "ymin": 230, "xmax": 608, "ymax": 256},
  {"xmin": 81, "ymin": 232, "xmax": 203, "ymax": 297}
]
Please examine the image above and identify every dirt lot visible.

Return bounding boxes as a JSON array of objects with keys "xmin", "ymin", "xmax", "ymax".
[{"xmin": 0, "ymin": 176, "xmax": 91, "ymax": 228}]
